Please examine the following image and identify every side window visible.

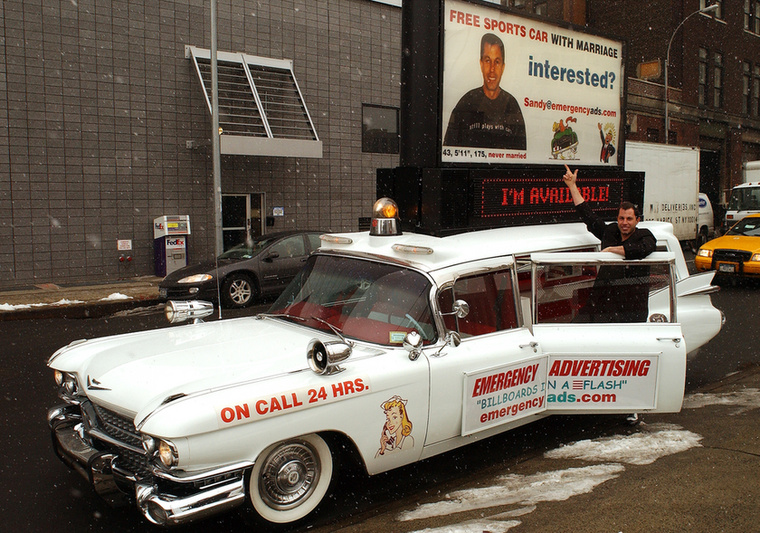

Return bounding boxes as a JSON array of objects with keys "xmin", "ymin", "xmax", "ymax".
[
  {"xmin": 438, "ymin": 269, "xmax": 518, "ymax": 338},
  {"xmin": 306, "ymin": 233, "xmax": 322, "ymax": 252},
  {"xmin": 270, "ymin": 235, "xmax": 306, "ymax": 258},
  {"xmin": 533, "ymin": 260, "xmax": 672, "ymax": 324}
]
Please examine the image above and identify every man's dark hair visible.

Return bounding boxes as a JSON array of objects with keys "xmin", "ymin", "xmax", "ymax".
[
  {"xmin": 619, "ymin": 201, "xmax": 641, "ymax": 219},
  {"xmin": 480, "ymin": 33, "xmax": 504, "ymax": 59}
]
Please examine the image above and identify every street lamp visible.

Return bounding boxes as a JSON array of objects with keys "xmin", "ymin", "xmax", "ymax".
[{"xmin": 664, "ymin": 3, "xmax": 719, "ymax": 144}]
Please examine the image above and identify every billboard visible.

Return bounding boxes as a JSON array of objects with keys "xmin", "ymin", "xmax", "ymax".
[{"xmin": 441, "ymin": 0, "xmax": 624, "ymax": 166}]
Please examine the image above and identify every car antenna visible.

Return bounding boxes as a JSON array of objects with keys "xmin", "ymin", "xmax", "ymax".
[{"xmin": 214, "ymin": 251, "xmax": 223, "ymax": 320}]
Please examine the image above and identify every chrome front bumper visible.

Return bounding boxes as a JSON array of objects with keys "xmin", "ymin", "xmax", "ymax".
[{"xmin": 48, "ymin": 404, "xmax": 248, "ymax": 526}]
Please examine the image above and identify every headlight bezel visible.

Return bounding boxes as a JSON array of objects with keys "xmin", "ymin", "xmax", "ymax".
[
  {"xmin": 697, "ymin": 249, "xmax": 713, "ymax": 258},
  {"xmin": 142, "ymin": 435, "xmax": 180, "ymax": 469},
  {"xmin": 53, "ymin": 370, "xmax": 80, "ymax": 397},
  {"xmin": 751, "ymin": 253, "xmax": 760, "ymax": 262},
  {"xmin": 156, "ymin": 438, "xmax": 179, "ymax": 468},
  {"xmin": 177, "ymin": 273, "xmax": 213, "ymax": 284}
]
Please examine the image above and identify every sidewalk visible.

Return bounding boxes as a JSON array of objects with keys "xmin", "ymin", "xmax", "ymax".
[{"xmin": 0, "ymin": 276, "xmax": 162, "ymax": 320}]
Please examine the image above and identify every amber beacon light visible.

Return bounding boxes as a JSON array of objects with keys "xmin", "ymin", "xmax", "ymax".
[{"xmin": 370, "ymin": 197, "xmax": 401, "ymax": 236}]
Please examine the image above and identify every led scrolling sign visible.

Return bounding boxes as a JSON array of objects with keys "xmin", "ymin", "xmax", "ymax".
[{"xmin": 473, "ymin": 173, "xmax": 627, "ymax": 224}]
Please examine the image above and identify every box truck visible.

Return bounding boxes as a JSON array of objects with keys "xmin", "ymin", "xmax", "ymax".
[{"xmin": 624, "ymin": 141, "xmax": 700, "ymax": 244}]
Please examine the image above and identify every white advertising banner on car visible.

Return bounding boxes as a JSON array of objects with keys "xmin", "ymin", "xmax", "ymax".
[
  {"xmin": 546, "ymin": 355, "xmax": 660, "ymax": 411},
  {"xmin": 462, "ymin": 358, "xmax": 549, "ymax": 435},
  {"xmin": 441, "ymin": 0, "xmax": 623, "ymax": 166}
]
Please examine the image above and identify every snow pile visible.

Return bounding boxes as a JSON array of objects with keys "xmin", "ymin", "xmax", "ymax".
[
  {"xmin": 544, "ymin": 423, "xmax": 702, "ymax": 465},
  {"xmin": 399, "ymin": 464, "xmax": 624, "ymax": 522},
  {"xmin": 0, "ymin": 293, "xmax": 133, "ymax": 311},
  {"xmin": 100, "ymin": 293, "xmax": 132, "ymax": 301},
  {"xmin": 0, "ymin": 300, "xmax": 84, "ymax": 311}
]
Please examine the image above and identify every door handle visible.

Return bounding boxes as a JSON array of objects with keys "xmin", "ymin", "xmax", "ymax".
[
  {"xmin": 519, "ymin": 341, "xmax": 539, "ymax": 353},
  {"xmin": 656, "ymin": 337, "xmax": 682, "ymax": 343}
]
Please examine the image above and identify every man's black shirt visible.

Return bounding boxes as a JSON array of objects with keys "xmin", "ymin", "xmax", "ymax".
[
  {"xmin": 575, "ymin": 202, "xmax": 656, "ymax": 323},
  {"xmin": 443, "ymin": 88, "xmax": 526, "ymax": 150}
]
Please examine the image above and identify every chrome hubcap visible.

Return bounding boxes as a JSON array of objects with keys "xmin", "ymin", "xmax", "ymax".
[{"xmin": 259, "ymin": 441, "xmax": 320, "ymax": 509}]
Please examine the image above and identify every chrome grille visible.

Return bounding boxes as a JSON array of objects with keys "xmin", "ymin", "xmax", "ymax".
[
  {"xmin": 81, "ymin": 401, "xmax": 152, "ymax": 478},
  {"xmin": 93, "ymin": 404, "xmax": 142, "ymax": 448},
  {"xmin": 713, "ymin": 249, "xmax": 752, "ymax": 263}
]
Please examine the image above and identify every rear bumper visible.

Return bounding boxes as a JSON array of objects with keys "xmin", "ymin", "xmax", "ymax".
[{"xmin": 48, "ymin": 404, "xmax": 248, "ymax": 526}]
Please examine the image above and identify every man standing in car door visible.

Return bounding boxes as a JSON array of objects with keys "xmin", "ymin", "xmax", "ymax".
[{"xmin": 561, "ymin": 164, "xmax": 656, "ymax": 325}]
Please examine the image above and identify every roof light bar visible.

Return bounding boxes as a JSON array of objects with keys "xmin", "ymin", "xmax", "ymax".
[{"xmin": 392, "ymin": 244, "xmax": 434, "ymax": 255}]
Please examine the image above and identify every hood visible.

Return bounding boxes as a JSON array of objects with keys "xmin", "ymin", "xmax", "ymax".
[
  {"xmin": 704, "ymin": 234, "xmax": 760, "ymax": 253},
  {"xmin": 49, "ymin": 317, "xmax": 329, "ymax": 417}
]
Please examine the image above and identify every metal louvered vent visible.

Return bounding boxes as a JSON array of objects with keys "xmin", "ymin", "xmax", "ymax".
[
  {"xmin": 186, "ymin": 45, "xmax": 322, "ymax": 158},
  {"xmin": 248, "ymin": 64, "xmax": 316, "ymax": 140},
  {"xmin": 195, "ymin": 59, "xmax": 268, "ymax": 138}
]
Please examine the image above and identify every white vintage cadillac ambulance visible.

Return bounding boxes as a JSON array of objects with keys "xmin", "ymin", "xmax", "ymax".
[{"xmin": 47, "ymin": 198, "xmax": 723, "ymax": 527}]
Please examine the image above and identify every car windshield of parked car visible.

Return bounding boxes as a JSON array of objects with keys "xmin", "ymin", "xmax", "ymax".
[
  {"xmin": 218, "ymin": 236, "xmax": 279, "ymax": 260},
  {"xmin": 268, "ymin": 255, "xmax": 437, "ymax": 345},
  {"xmin": 726, "ymin": 218, "xmax": 760, "ymax": 236}
]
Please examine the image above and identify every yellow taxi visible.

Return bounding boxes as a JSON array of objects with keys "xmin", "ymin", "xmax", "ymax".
[{"xmin": 695, "ymin": 213, "xmax": 760, "ymax": 277}]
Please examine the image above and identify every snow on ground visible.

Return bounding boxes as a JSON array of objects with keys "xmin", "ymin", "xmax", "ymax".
[
  {"xmin": 0, "ymin": 299, "xmax": 85, "ymax": 311},
  {"xmin": 398, "ymin": 464, "xmax": 625, "ymax": 523},
  {"xmin": 0, "ymin": 293, "xmax": 132, "ymax": 311},
  {"xmin": 683, "ymin": 388, "xmax": 760, "ymax": 414},
  {"xmin": 402, "ymin": 387, "xmax": 760, "ymax": 532},
  {"xmin": 545, "ymin": 423, "xmax": 702, "ymax": 465}
]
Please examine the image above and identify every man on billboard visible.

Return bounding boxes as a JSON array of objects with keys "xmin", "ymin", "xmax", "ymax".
[{"xmin": 443, "ymin": 33, "xmax": 526, "ymax": 150}]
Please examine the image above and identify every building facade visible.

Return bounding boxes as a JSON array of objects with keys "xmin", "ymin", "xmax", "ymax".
[
  {"xmin": 588, "ymin": 0, "xmax": 760, "ymax": 209},
  {"xmin": 0, "ymin": 0, "xmax": 401, "ymax": 288},
  {"xmin": 2, "ymin": 0, "xmax": 757, "ymax": 288}
]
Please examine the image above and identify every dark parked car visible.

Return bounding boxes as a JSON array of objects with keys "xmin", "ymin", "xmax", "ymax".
[{"xmin": 159, "ymin": 231, "xmax": 323, "ymax": 308}]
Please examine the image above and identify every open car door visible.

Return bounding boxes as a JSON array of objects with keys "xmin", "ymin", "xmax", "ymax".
[{"xmin": 527, "ymin": 251, "xmax": 686, "ymax": 414}]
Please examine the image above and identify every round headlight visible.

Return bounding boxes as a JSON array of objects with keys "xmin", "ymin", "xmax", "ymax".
[
  {"xmin": 54, "ymin": 370, "xmax": 64, "ymax": 386},
  {"xmin": 178, "ymin": 274, "xmax": 213, "ymax": 284},
  {"xmin": 157, "ymin": 439, "xmax": 179, "ymax": 468}
]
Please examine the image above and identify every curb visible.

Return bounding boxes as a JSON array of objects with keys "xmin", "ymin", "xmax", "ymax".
[{"xmin": 0, "ymin": 298, "xmax": 163, "ymax": 321}]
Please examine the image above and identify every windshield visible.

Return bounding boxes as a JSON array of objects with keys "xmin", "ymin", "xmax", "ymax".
[
  {"xmin": 728, "ymin": 187, "xmax": 760, "ymax": 211},
  {"xmin": 269, "ymin": 255, "xmax": 437, "ymax": 346},
  {"xmin": 727, "ymin": 217, "xmax": 760, "ymax": 236},
  {"xmin": 218, "ymin": 236, "xmax": 279, "ymax": 260}
]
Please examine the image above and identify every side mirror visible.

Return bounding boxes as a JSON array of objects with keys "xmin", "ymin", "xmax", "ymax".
[
  {"xmin": 452, "ymin": 299, "xmax": 470, "ymax": 319},
  {"xmin": 440, "ymin": 298, "xmax": 470, "ymax": 319},
  {"xmin": 264, "ymin": 251, "xmax": 280, "ymax": 262}
]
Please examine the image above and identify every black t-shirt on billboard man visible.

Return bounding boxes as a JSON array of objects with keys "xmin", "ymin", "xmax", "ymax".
[{"xmin": 443, "ymin": 33, "xmax": 526, "ymax": 150}]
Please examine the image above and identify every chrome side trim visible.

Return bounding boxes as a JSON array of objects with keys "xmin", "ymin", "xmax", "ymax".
[{"xmin": 153, "ymin": 461, "xmax": 253, "ymax": 483}]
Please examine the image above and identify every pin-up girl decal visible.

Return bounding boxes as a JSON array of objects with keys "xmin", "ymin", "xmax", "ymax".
[{"xmin": 376, "ymin": 395, "xmax": 414, "ymax": 457}]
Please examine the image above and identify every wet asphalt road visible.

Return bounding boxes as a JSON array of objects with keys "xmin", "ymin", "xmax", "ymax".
[{"xmin": 1, "ymin": 280, "xmax": 758, "ymax": 532}]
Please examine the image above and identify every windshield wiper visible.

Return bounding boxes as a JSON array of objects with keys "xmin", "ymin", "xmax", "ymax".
[
  {"xmin": 255, "ymin": 312, "xmax": 306, "ymax": 322},
  {"xmin": 310, "ymin": 315, "xmax": 353, "ymax": 345}
]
